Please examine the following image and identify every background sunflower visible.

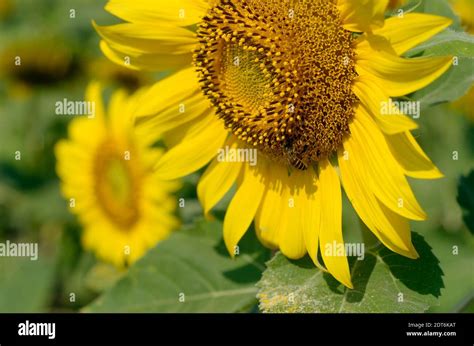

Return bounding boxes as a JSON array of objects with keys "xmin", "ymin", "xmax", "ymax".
[{"xmin": 55, "ymin": 82, "xmax": 181, "ymax": 267}]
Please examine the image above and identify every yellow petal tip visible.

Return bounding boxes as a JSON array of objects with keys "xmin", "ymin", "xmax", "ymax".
[{"xmin": 343, "ymin": 279, "xmax": 354, "ymax": 290}]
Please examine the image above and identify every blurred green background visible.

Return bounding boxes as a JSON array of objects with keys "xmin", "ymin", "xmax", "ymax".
[{"xmin": 0, "ymin": 0, "xmax": 472, "ymax": 313}]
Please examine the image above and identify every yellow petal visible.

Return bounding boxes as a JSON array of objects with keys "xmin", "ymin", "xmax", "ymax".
[
  {"xmin": 386, "ymin": 132, "xmax": 443, "ymax": 179},
  {"xmin": 66, "ymin": 117, "xmax": 103, "ymax": 152},
  {"xmin": 356, "ymin": 50, "xmax": 453, "ymax": 96},
  {"xmin": 362, "ymin": 13, "xmax": 452, "ymax": 56},
  {"xmin": 338, "ymin": 148, "xmax": 419, "ymax": 259},
  {"xmin": 350, "ymin": 107, "xmax": 427, "ymax": 221},
  {"xmin": 55, "ymin": 141, "xmax": 90, "ymax": 180},
  {"xmin": 105, "ymin": 0, "xmax": 208, "ymax": 27},
  {"xmin": 155, "ymin": 113, "xmax": 228, "ymax": 180},
  {"xmin": 338, "ymin": 0, "xmax": 388, "ymax": 32},
  {"xmin": 255, "ymin": 168, "xmax": 283, "ymax": 250},
  {"xmin": 134, "ymin": 68, "xmax": 209, "ymax": 145},
  {"xmin": 278, "ymin": 170, "xmax": 307, "ymax": 260},
  {"xmin": 135, "ymin": 67, "xmax": 204, "ymax": 119},
  {"xmin": 299, "ymin": 170, "xmax": 327, "ymax": 272},
  {"xmin": 137, "ymin": 92, "xmax": 210, "ymax": 137},
  {"xmin": 99, "ymin": 40, "xmax": 192, "ymax": 71},
  {"xmin": 353, "ymin": 76, "xmax": 418, "ymax": 134},
  {"xmin": 63, "ymin": 82, "xmax": 107, "ymax": 150},
  {"xmin": 107, "ymin": 88, "xmax": 132, "ymax": 137},
  {"xmin": 94, "ymin": 21, "xmax": 196, "ymax": 71},
  {"xmin": 85, "ymin": 81, "xmax": 105, "ymax": 121},
  {"xmin": 224, "ymin": 163, "xmax": 265, "ymax": 257},
  {"xmin": 318, "ymin": 159, "xmax": 353, "ymax": 289},
  {"xmin": 197, "ymin": 137, "xmax": 243, "ymax": 217}
]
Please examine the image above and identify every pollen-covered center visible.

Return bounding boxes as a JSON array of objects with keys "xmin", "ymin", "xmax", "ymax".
[
  {"xmin": 94, "ymin": 140, "xmax": 140, "ymax": 229},
  {"xmin": 194, "ymin": 0, "xmax": 358, "ymax": 169},
  {"xmin": 220, "ymin": 44, "xmax": 274, "ymax": 113}
]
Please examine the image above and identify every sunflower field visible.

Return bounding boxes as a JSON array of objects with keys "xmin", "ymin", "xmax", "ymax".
[{"xmin": 0, "ymin": 0, "xmax": 473, "ymax": 315}]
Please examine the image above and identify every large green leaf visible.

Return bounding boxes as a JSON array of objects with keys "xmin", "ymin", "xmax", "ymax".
[
  {"xmin": 257, "ymin": 233, "xmax": 443, "ymax": 313},
  {"xmin": 85, "ymin": 220, "xmax": 270, "ymax": 312},
  {"xmin": 457, "ymin": 170, "xmax": 474, "ymax": 234}
]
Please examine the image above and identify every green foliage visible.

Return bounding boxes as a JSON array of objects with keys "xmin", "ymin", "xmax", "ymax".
[
  {"xmin": 412, "ymin": 56, "xmax": 473, "ymax": 109},
  {"xmin": 257, "ymin": 233, "xmax": 443, "ymax": 313},
  {"xmin": 0, "ymin": 0, "xmax": 472, "ymax": 314},
  {"xmin": 457, "ymin": 170, "xmax": 474, "ymax": 234},
  {"xmin": 408, "ymin": 30, "xmax": 474, "ymax": 58},
  {"xmin": 0, "ymin": 252, "xmax": 56, "ymax": 312},
  {"xmin": 85, "ymin": 220, "xmax": 270, "ymax": 312},
  {"xmin": 425, "ymin": 228, "xmax": 474, "ymax": 312}
]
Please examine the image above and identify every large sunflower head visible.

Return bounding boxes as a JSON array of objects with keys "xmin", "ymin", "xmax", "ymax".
[
  {"xmin": 55, "ymin": 82, "xmax": 180, "ymax": 267},
  {"xmin": 95, "ymin": 0, "xmax": 452, "ymax": 287},
  {"xmin": 194, "ymin": 0, "xmax": 359, "ymax": 168}
]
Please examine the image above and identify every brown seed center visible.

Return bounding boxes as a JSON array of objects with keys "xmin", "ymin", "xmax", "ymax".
[{"xmin": 194, "ymin": 0, "xmax": 358, "ymax": 169}]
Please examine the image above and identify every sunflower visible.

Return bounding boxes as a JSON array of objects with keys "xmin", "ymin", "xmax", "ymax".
[
  {"xmin": 0, "ymin": 38, "xmax": 75, "ymax": 98},
  {"xmin": 86, "ymin": 58, "xmax": 152, "ymax": 91},
  {"xmin": 95, "ymin": 0, "xmax": 452, "ymax": 287},
  {"xmin": 55, "ymin": 82, "xmax": 180, "ymax": 267}
]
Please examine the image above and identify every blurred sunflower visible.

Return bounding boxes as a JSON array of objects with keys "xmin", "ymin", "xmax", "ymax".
[
  {"xmin": 86, "ymin": 58, "xmax": 152, "ymax": 91},
  {"xmin": 95, "ymin": 0, "xmax": 452, "ymax": 287},
  {"xmin": 451, "ymin": 0, "xmax": 474, "ymax": 34},
  {"xmin": 0, "ymin": 38, "xmax": 75, "ymax": 97},
  {"xmin": 0, "ymin": 0, "xmax": 13, "ymax": 20},
  {"xmin": 55, "ymin": 82, "xmax": 180, "ymax": 267}
]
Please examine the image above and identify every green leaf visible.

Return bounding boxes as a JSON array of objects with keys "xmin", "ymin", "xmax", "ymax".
[
  {"xmin": 84, "ymin": 220, "xmax": 270, "ymax": 312},
  {"xmin": 257, "ymin": 233, "xmax": 443, "ymax": 313},
  {"xmin": 457, "ymin": 170, "xmax": 474, "ymax": 234},
  {"xmin": 410, "ymin": 56, "xmax": 473, "ymax": 108},
  {"xmin": 423, "ymin": 228, "xmax": 474, "ymax": 312},
  {"xmin": 407, "ymin": 30, "xmax": 474, "ymax": 58},
  {"xmin": 0, "ymin": 253, "xmax": 56, "ymax": 312},
  {"xmin": 84, "ymin": 263, "xmax": 124, "ymax": 293}
]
